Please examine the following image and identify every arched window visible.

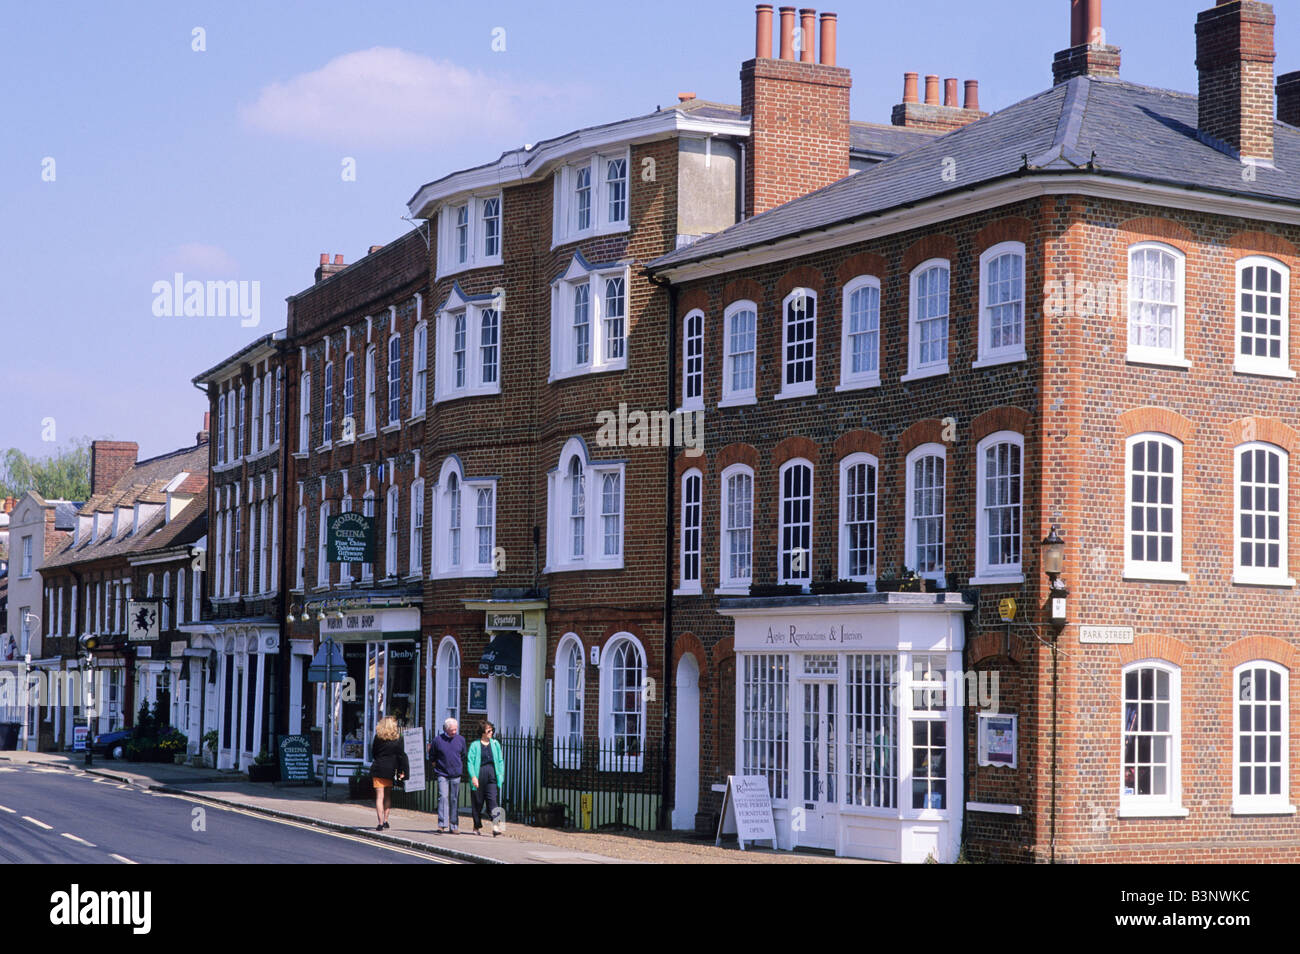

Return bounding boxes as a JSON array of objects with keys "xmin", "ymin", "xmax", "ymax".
[
  {"xmin": 1235, "ymin": 256, "xmax": 1292, "ymax": 377},
  {"xmin": 554, "ymin": 634, "xmax": 584, "ymax": 767},
  {"xmin": 548, "ymin": 437, "xmax": 623, "ymax": 571},
  {"xmin": 600, "ymin": 633, "xmax": 646, "ymax": 770},
  {"xmin": 719, "ymin": 463, "xmax": 754, "ymax": 591},
  {"xmin": 387, "ymin": 333, "xmax": 401, "ymax": 425},
  {"xmin": 683, "ymin": 309, "xmax": 704, "ymax": 409},
  {"xmin": 1233, "ymin": 661, "xmax": 1290, "ymax": 813},
  {"xmin": 905, "ymin": 444, "xmax": 945, "ymax": 580},
  {"xmin": 780, "ymin": 288, "xmax": 817, "ymax": 397},
  {"xmin": 1120, "ymin": 660, "xmax": 1184, "ymax": 816},
  {"xmin": 907, "ymin": 259, "xmax": 950, "ymax": 378},
  {"xmin": 436, "ymin": 637, "xmax": 460, "ymax": 725},
  {"xmin": 679, "ymin": 469, "xmax": 702, "ymax": 592},
  {"xmin": 838, "ymin": 453, "xmax": 877, "ymax": 582},
  {"xmin": 385, "ymin": 485, "xmax": 400, "ymax": 578},
  {"xmin": 1127, "ymin": 242, "xmax": 1186, "ymax": 366},
  {"xmin": 1124, "ymin": 433, "xmax": 1185, "ymax": 581},
  {"xmin": 840, "ymin": 276, "xmax": 881, "ymax": 389},
  {"xmin": 410, "ymin": 479, "xmax": 425, "ymax": 575},
  {"xmin": 1235, "ymin": 442, "xmax": 1290, "ymax": 585},
  {"xmin": 974, "ymin": 432, "xmax": 1024, "ymax": 581},
  {"xmin": 779, "ymin": 459, "xmax": 813, "ymax": 586},
  {"xmin": 434, "ymin": 457, "xmax": 498, "ymax": 577},
  {"xmin": 569, "ymin": 457, "xmax": 585, "ymax": 559},
  {"xmin": 722, "ymin": 300, "xmax": 757, "ymax": 405},
  {"xmin": 977, "ymin": 242, "xmax": 1026, "ymax": 365}
]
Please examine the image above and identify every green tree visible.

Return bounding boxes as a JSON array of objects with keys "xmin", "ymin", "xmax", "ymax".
[{"xmin": 0, "ymin": 439, "xmax": 92, "ymax": 501}]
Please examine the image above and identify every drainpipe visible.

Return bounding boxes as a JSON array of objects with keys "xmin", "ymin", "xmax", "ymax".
[
  {"xmin": 1051, "ymin": 636, "xmax": 1058, "ymax": 864},
  {"xmin": 648, "ymin": 268, "xmax": 677, "ymax": 830},
  {"xmin": 274, "ymin": 345, "xmax": 293, "ymax": 743}
]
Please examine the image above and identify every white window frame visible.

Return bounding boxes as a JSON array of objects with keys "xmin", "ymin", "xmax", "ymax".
[
  {"xmin": 976, "ymin": 242, "xmax": 1027, "ymax": 367},
  {"xmin": 411, "ymin": 319, "xmax": 428, "ymax": 418},
  {"xmin": 838, "ymin": 275, "xmax": 882, "ymax": 390},
  {"xmin": 434, "ymin": 285, "xmax": 503, "ymax": 402},
  {"xmin": 1232, "ymin": 660, "xmax": 1294, "ymax": 815},
  {"xmin": 551, "ymin": 149, "xmax": 631, "ymax": 246},
  {"xmin": 262, "ymin": 370, "xmax": 274, "ymax": 450},
  {"xmin": 972, "ymin": 431, "xmax": 1025, "ymax": 584},
  {"xmin": 21, "ymin": 535, "xmax": 32, "ymax": 577},
  {"xmin": 718, "ymin": 463, "xmax": 754, "ymax": 594},
  {"xmin": 294, "ymin": 505, "xmax": 306, "ymax": 591},
  {"xmin": 363, "ymin": 346, "xmax": 377, "ymax": 435},
  {"xmin": 546, "ymin": 437, "xmax": 625, "ymax": 572},
  {"xmin": 677, "ymin": 468, "xmax": 703, "ymax": 594},
  {"xmin": 904, "ymin": 443, "xmax": 946, "ymax": 584},
  {"xmin": 435, "ymin": 636, "xmax": 460, "ymax": 725},
  {"xmin": 436, "ymin": 192, "xmax": 504, "ymax": 278},
  {"xmin": 720, "ymin": 300, "xmax": 758, "ymax": 406},
  {"xmin": 549, "ymin": 254, "xmax": 630, "ymax": 380},
  {"xmin": 1126, "ymin": 242, "xmax": 1189, "ymax": 368},
  {"xmin": 321, "ymin": 360, "xmax": 333, "ymax": 447},
  {"xmin": 598, "ymin": 632, "xmax": 646, "ymax": 771},
  {"xmin": 778, "ymin": 458, "xmax": 813, "ymax": 587},
  {"xmin": 1234, "ymin": 256, "xmax": 1293, "ymax": 379},
  {"xmin": 1233, "ymin": 441, "xmax": 1293, "ymax": 586},
  {"xmin": 343, "ymin": 353, "xmax": 355, "ymax": 433},
  {"xmin": 553, "ymin": 633, "xmax": 585, "ymax": 768},
  {"xmin": 837, "ymin": 453, "xmax": 878, "ymax": 583},
  {"xmin": 432, "ymin": 457, "xmax": 498, "ymax": 579},
  {"xmin": 250, "ymin": 377, "xmax": 262, "ymax": 453},
  {"xmin": 1123, "ymin": 433, "xmax": 1187, "ymax": 582},
  {"xmin": 777, "ymin": 288, "xmax": 817, "ymax": 400},
  {"xmin": 904, "ymin": 258, "xmax": 951, "ymax": 381},
  {"xmin": 361, "ymin": 491, "xmax": 375, "ymax": 581},
  {"xmin": 385, "ymin": 485, "xmax": 400, "ymax": 579},
  {"xmin": 1119, "ymin": 660, "xmax": 1187, "ymax": 818},
  {"xmin": 316, "ymin": 501, "xmax": 330, "ymax": 588},
  {"xmin": 409, "ymin": 479, "xmax": 425, "ymax": 577},
  {"xmin": 298, "ymin": 372, "xmax": 311, "ymax": 455},
  {"xmin": 682, "ymin": 309, "xmax": 705, "ymax": 411},
  {"xmin": 386, "ymin": 333, "xmax": 401, "ymax": 427}
]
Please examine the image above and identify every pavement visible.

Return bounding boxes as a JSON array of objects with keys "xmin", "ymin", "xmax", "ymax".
[{"xmin": 0, "ymin": 750, "xmax": 857, "ymax": 864}]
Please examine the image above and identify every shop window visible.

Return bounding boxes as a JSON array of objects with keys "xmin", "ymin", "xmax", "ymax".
[
  {"xmin": 599, "ymin": 633, "xmax": 646, "ymax": 770},
  {"xmin": 844, "ymin": 654, "xmax": 897, "ymax": 808},
  {"xmin": 910, "ymin": 655, "xmax": 947, "ymax": 810},
  {"xmin": 742, "ymin": 654, "xmax": 789, "ymax": 801},
  {"xmin": 1233, "ymin": 661, "xmax": 1290, "ymax": 813},
  {"xmin": 1120, "ymin": 660, "xmax": 1185, "ymax": 816}
]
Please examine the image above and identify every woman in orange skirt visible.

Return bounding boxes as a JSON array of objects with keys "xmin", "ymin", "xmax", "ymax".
[{"xmin": 369, "ymin": 716, "xmax": 408, "ymax": 831}]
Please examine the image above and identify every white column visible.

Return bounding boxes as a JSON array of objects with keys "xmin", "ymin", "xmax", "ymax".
[
  {"xmin": 289, "ymin": 655, "xmax": 303, "ymax": 735},
  {"xmin": 519, "ymin": 631, "xmax": 541, "ymax": 733},
  {"xmin": 252, "ymin": 650, "xmax": 266, "ymax": 756}
]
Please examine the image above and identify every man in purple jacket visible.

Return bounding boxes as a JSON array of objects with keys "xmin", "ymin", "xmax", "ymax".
[{"xmin": 428, "ymin": 717, "xmax": 468, "ymax": 833}]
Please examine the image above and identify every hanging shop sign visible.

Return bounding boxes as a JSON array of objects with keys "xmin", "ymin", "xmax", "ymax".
[
  {"xmin": 327, "ymin": 512, "xmax": 375, "ymax": 563},
  {"xmin": 127, "ymin": 601, "xmax": 160, "ymax": 642}
]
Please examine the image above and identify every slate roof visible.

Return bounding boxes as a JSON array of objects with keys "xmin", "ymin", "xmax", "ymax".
[{"xmin": 649, "ymin": 75, "xmax": 1300, "ymax": 272}]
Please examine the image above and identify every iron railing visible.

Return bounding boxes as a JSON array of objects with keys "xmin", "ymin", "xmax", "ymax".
[{"xmin": 393, "ymin": 730, "xmax": 661, "ymax": 831}]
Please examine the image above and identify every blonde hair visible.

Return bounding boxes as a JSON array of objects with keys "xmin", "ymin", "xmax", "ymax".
[{"xmin": 376, "ymin": 716, "xmax": 400, "ymax": 741}]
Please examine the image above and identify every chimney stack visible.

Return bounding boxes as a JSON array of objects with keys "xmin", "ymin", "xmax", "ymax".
[
  {"xmin": 742, "ymin": 4, "xmax": 851, "ymax": 216},
  {"xmin": 892, "ymin": 72, "xmax": 988, "ymax": 132},
  {"xmin": 1279, "ymin": 71, "xmax": 1300, "ymax": 127},
  {"xmin": 1197, "ymin": 0, "xmax": 1277, "ymax": 163},
  {"xmin": 1053, "ymin": 0, "xmax": 1121, "ymax": 84},
  {"xmin": 197, "ymin": 411, "xmax": 210, "ymax": 447},
  {"xmin": 315, "ymin": 252, "xmax": 347, "ymax": 284},
  {"xmin": 90, "ymin": 441, "xmax": 139, "ymax": 496}
]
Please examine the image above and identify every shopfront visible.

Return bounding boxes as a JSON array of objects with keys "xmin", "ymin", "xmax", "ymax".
[
  {"xmin": 316, "ymin": 604, "xmax": 422, "ymax": 781},
  {"xmin": 718, "ymin": 592, "xmax": 971, "ymax": 863}
]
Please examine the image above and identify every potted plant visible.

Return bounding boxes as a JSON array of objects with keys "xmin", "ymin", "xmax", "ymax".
[
  {"xmin": 159, "ymin": 729, "xmax": 189, "ymax": 764},
  {"xmin": 203, "ymin": 729, "xmax": 219, "ymax": 768},
  {"xmin": 876, "ymin": 566, "xmax": 926, "ymax": 593},
  {"xmin": 248, "ymin": 748, "xmax": 280, "ymax": 782},
  {"xmin": 746, "ymin": 582, "xmax": 806, "ymax": 598},
  {"xmin": 810, "ymin": 578, "xmax": 871, "ymax": 595}
]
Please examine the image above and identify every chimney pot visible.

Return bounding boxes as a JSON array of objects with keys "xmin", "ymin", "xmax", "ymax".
[
  {"xmin": 1070, "ymin": 0, "xmax": 1085, "ymax": 46},
  {"xmin": 333, "ymin": 254, "xmax": 344, "ymax": 266},
  {"xmin": 964, "ymin": 80, "xmax": 980, "ymax": 111},
  {"xmin": 755, "ymin": 4, "xmax": 774, "ymax": 58},
  {"xmin": 1084, "ymin": 0, "xmax": 1103, "ymax": 45},
  {"xmin": 319, "ymin": 253, "xmax": 328, "ymax": 265},
  {"xmin": 944, "ymin": 78, "xmax": 959, "ymax": 107},
  {"xmin": 778, "ymin": 6, "xmax": 796, "ymax": 60},
  {"xmin": 799, "ymin": 8, "xmax": 816, "ymax": 63},
  {"xmin": 818, "ymin": 12, "xmax": 837, "ymax": 66},
  {"xmin": 924, "ymin": 74, "xmax": 941, "ymax": 105},
  {"xmin": 903, "ymin": 72, "xmax": 919, "ymax": 104},
  {"xmin": 678, "ymin": 91, "xmax": 697, "ymax": 102}
]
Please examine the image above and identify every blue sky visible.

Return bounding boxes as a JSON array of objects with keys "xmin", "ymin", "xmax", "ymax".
[{"xmin": 2, "ymin": 1, "xmax": 1295, "ymax": 461}]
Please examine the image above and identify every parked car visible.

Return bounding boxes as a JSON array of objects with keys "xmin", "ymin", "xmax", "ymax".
[{"xmin": 91, "ymin": 729, "xmax": 130, "ymax": 760}]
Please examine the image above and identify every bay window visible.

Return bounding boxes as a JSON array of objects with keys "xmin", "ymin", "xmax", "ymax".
[
  {"xmin": 550, "ymin": 254, "xmax": 630, "ymax": 379},
  {"xmin": 552, "ymin": 150, "xmax": 631, "ymax": 245},
  {"xmin": 546, "ymin": 437, "xmax": 625, "ymax": 571},
  {"xmin": 434, "ymin": 286, "xmax": 503, "ymax": 401},
  {"xmin": 433, "ymin": 457, "xmax": 498, "ymax": 577}
]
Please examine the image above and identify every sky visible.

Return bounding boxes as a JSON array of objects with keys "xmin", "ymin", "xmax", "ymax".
[{"xmin": 2, "ymin": 0, "xmax": 1296, "ymax": 462}]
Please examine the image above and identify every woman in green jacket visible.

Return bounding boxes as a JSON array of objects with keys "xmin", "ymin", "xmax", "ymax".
[{"xmin": 467, "ymin": 720, "xmax": 506, "ymax": 836}]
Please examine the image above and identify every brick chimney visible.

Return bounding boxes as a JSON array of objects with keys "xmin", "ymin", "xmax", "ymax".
[
  {"xmin": 90, "ymin": 440, "xmax": 138, "ymax": 496},
  {"xmin": 1197, "ymin": 0, "xmax": 1276, "ymax": 163},
  {"xmin": 1280, "ymin": 71, "xmax": 1300, "ymax": 127},
  {"xmin": 314, "ymin": 252, "xmax": 346, "ymax": 284},
  {"xmin": 741, "ymin": 4, "xmax": 851, "ymax": 217},
  {"xmin": 891, "ymin": 74, "xmax": 987, "ymax": 132},
  {"xmin": 2, "ymin": 497, "xmax": 15, "ymax": 515},
  {"xmin": 197, "ymin": 411, "xmax": 210, "ymax": 446},
  {"xmin": 1053, "ymin": 0, "xmax": 1121, "ymax": 84}
]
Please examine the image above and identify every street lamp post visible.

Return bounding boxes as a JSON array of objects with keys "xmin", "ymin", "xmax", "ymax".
[
  {"xmin": 1041, "ymin": 525, "xmax": 1069, "ymax": 629},
  {"xmin": 21, "ymin": 613, "xmax": 40, "ymax": 753}
]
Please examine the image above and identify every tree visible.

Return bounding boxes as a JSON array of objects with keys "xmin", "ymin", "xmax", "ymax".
[{"xmin": 0, "ymin": 439, "xmax": 92, "ymax": 502}]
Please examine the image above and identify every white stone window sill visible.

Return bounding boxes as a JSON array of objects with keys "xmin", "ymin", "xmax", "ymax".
[
  {"xmin": 380, "ymin": 424, "xmax": 401, "ymax": 435},
  {"xmin": 1233, "ymin": 572, "xmax": 1296, "ymax": 587},
  {"xmin": 1231, "ymin": 801, "xmax": 1296, "ymax": 816},
  {"xmin": 408, "ymin": 412, "xmax": 426, "ymax": 424},
  {"xmin": 1124, "ymin": 569, "xmax": 1190, "ymax": 583},
  {"xmin": 717, "ymin": 394, "xmax": 757, "ymax": 408},
  {"xmin": 715, "ymin": 584, "xmax": 751, "ymax": 596},
  {"xmin": 290, "ymin": 452, "xmax": 308, "ymax": 461},
  {"xmin": 673, "ymin": 585, "xmax": 703, "ymax": 597},
  {"xmin": 1116, "ymin": 804, "xmax": 1189, "ymax": 819},
  {"xmin": 435, "ymin": 387, "xmax": 501, "ymax": 404},
  {"xmin": 901, "ymin": 363, "xmax": 949, "ymax": 383},
  {"xmin": 315, "ymin": 443, "xmax": 332, "ymax": 454},
  {"xmin": 835, "ymin": 376, "xmax": 881, "ymax": 392},
  {"xmin": 774, "ymin": 384, "xmax": 816, "ymax": 401},
  {"xmin": 551, "ymin": 222, "xmax": 629, "ymax": 250},
  {"xmin": 966, "ymin": 801, "xmax": 1022, "ymax": 815},
  {"xmin": 403, "ymin": 574, "xmax": 424, "ymax": 583},
  {"xmin": 358, "ymin": 430, "xmax": 377, "ymax": 441},
  {"xmin": 968, "ymin": 573, "xmax": 1026, "ymax": 586},
  {"xmin": 431, "ymin": 568, "xmax": 498, "ymax": 579},
  {"xmin": 972, "ymin": 351, "xmax": 1027, "ymax": 370},
  {"xmin": 1233, "ymin": 362, "xmax": 1296, "ymax": 380},
  {"xmin": 544, "ymin": 560, "xmax": 624, "ymax": 574},
  {"xmin": 548, "ymin": 362, "xmax": 627, "ymax": 383},
  {"xmin": 678, "ymin": 401, "xmax": 706, "ymax": 416},
  {"xmin": 1126, "ymin": 353, "xmax": 1192, "ymax": 370}
]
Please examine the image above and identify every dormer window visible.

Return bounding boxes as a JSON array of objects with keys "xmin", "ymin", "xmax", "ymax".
[
  {"xmin": 550, "ymin": 253, "xmax": 630, "ymax": 380},
  {"xmin": 436, "ymin": 193, "xmax": 504, "ymax": 278},
  {"xmin": 552, "ymin": 150, "xmax": 631, "ymax": 246}
]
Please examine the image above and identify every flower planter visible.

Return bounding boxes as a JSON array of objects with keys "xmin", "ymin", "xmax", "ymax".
[{"xmin": 810, "ymin": 579, "xmax": 870, "ymax": 595}]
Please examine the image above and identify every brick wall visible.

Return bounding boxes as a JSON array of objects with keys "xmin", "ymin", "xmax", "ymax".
[{"xmin": 1195, "ymin": 0, "xmax": 1277, "ymax": 161}]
